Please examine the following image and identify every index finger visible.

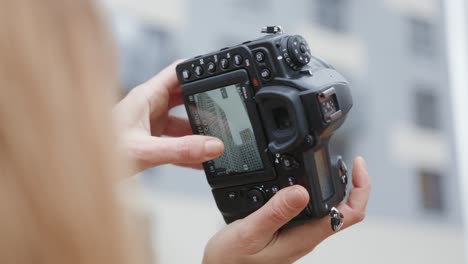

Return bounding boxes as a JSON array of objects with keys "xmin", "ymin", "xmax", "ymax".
[
  {"xmin": 145, "ymin": 60, "xmax": 184, "ymax": 95},
  {"xmin": 346, "ymin": 156, "xmax": 371, "ymax": 215}
]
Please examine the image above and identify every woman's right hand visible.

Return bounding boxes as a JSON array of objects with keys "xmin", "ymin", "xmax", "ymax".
[{"xmin": 203, "ymin": 157, "xmax": 371, "ymax": 264}]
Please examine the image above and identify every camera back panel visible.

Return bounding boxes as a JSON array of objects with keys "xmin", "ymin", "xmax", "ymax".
[{"xmin": 176, "ymin": 30, "xmax": 353, "ymax": 226}]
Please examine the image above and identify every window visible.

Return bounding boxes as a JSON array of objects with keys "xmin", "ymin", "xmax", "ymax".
[
  {"xmin": 409, "ymin": 18, "xmax": 436, "ymax": 57},
  {"xmin": 316, "ymin": 0, "xmax": 347, "ymax": 32},
  {"xmin": 114, "ymin": 17, "xmax": 174, "ymax": 91},
  {"xmin": 414, "ymin": 88, "xmax": 439, "ymax": 130},
  {"xmin": 131, "ymin": 25, "xmax": 171, "ymax": 83},
  {"xmin": 419, "ymin": 170, "xmax": 444, "ymax": 212}
]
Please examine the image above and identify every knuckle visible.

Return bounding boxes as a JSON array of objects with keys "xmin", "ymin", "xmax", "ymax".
[
  {"xmin": 127, "ymin": 139, "xmax": 151, "ymax": 161},
  {"xmin": 366, "ymin": 184, "xmax": 372, "ymax": 193},
  {"xmin": 175, "ymin": 138, "xmax": 194, "ymax": 161},
  {"xmin": 174, "ymin": 137, "xmax": 205, "ymax": 162},
  {"xmin": 353, "ymin": 210, "xmax": 366, "ymax": 223},
  {"xmin": 361, "ymin": 182, "xmax": 371, "ymax": 192},
  {"xmin": 235, "ymin": 223, "xmax": 263, "ymax": 254}
]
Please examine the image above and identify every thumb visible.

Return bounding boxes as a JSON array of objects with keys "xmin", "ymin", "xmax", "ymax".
[
  {"xmin": 129, "ymin": 135, "xmax": 224, "ymax": 168},
  {"xmin": 233, "ymin": 185, "xmax": 309, "ymax": 254}
]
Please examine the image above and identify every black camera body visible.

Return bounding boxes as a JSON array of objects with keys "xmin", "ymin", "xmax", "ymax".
[{"xmin": 176, "ymin": 27, "xmax": 353, "ymax": 227}]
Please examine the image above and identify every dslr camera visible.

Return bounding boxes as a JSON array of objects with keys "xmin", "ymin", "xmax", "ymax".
[{"xmin": 176, "ymin": 27, "xmax": 353, "ymax": 230}]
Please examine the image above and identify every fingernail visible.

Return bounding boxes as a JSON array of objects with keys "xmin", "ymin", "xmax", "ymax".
[
  {"xmin": 204, "ymin": 139, "xmax": 224, "ymax": 159},
  {"xmin": 359, "ymin": 157, "xmax": 368, "ymax": 171}
]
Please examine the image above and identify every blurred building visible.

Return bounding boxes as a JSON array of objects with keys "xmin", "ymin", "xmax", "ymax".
[
  {"xmin": 108, "ymin": 0, "xmax": 459, "ymax": 226},
  {"xmin": 104, "ymin": 0, "xmax": 464, "ymax": 263}
]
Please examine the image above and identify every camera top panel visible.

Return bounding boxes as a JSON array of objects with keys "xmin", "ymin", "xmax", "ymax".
[
  {"xmin": 176, "ymin": 31, "xmax": 326, "ymax": 92},
  {"xmin": 177, "ymin": 45, "xmax": 256, "ymax": 83},
  {"xmin": 176, "ymin": 34, "xmax": 295, "ymax": 89}
]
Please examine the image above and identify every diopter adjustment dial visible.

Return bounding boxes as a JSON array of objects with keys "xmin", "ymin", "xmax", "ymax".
[{"xmin": 284, "ymin": 35, "xmax": 312, "ymax": 70}]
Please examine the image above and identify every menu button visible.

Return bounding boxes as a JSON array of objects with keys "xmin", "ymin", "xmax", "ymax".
[{"xmin": 234, "ymin": 55, "xmax": 243, "ymax": 66}]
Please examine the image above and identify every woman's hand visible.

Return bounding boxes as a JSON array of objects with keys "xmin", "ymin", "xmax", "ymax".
[
  {"xmin": 203, "ymin": 157, "xmax": 370, "ymax": 264},
  {"xmin": 113, "ymin": 61, "xmax": 224, "ymax": 173}
]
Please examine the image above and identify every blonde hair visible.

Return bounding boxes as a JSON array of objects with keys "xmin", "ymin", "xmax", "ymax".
[{"xmin": 0, "ymin": 0, "xmax": 146, "ymax": 263}]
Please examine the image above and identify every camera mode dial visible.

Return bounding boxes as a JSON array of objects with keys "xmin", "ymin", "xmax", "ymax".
[{"xmin": 284, "ymin": 35, "xmax": 311, "ymax": 70}]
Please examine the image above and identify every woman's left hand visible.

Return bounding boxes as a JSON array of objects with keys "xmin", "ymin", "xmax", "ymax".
[{"xmin": 113, "ymin": 61, "xmax": 224, "ymax": 173}]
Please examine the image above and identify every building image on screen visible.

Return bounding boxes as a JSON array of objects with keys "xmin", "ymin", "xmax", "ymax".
[{"xmin": 193, "ymin": 84, "xmax": 263, "ymax": 176}]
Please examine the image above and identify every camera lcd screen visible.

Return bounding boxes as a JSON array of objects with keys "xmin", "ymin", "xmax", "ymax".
[
  {"xmin": 314, "ymin": 147, "xmax": 334, "ymax": 200},
  {"xmin": 188, "ymin": 84, "xmax": 264, "ymax": 177}
]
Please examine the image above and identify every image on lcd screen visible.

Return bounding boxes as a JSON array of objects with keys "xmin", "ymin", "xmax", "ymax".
[{"xmin": 188, "ymin": 84, "xmax": 264, "ymax": 176}]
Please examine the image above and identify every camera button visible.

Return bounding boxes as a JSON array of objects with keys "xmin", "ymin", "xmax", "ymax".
[
  {"xmin": 246, "ymin": 189, "xmax": 265, "ymax": 208},
  {"xmin": 220, "ymin": 58, "xmax": 229, "ymax": 69},
  {"xmin": 181, "ymin": 69, "xmax": 191, "ymax": 80},
  {"xmin": 255, "ymin": 51, "xmax": 265, "ymax": 62},
  {"xmin": 281, "ymin": 155, "xmax": 299, "ymax": 169},
  {"xmin": 207, "ymin": 62, "xmax": 216, "ymax": 73},
  {"xmin": 260, "ymin": 68, "xmax": 271, "ymax": 80},
  {"xmin": 287, "ymin": 176, "xmax": 296, "ymax": 186},
  {"xmin": 227, "ymin": 191, "xmax": 237, "ymax": 200},
  {"xmin": 234, "ymin": 55, "xmax": 243, "ymax": 66},
  {"xmin": 194, "ymin": 65, "xmax": 204, "ymax": 76},
  {"xmin": 300, "ymin": 44, "xmax": 307, "ymax": 53},
  {"xmin": 271, "ymin": 185, "xmax": 280, "ymax": 194}
]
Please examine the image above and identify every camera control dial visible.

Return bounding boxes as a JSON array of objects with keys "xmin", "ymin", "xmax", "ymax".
[{"xmin": 284, "ymin": 35, "xmax": 311, "ymax": 70}]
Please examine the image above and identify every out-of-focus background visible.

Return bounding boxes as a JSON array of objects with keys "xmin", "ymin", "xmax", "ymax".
[{"xmin": 102, "ymin": 0, "xmax": 467, "ymax": 263}]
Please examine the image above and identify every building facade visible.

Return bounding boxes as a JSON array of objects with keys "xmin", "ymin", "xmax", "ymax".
[{"xmin": 109, "ymin": 0, "xmax": 460, "ymax": 225}]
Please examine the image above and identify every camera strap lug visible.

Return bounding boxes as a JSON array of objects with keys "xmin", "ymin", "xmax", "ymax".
[
  {"xmin": 338, "ymin": 157, "xmax": 349, "ymax": 186},
  {"xmin": 330, "ymin": 207, "xmax": 344, "ymax": 232},
  {"xmin": 261, "ymin": 26, "xmax": 284, "ymax": 34}
]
